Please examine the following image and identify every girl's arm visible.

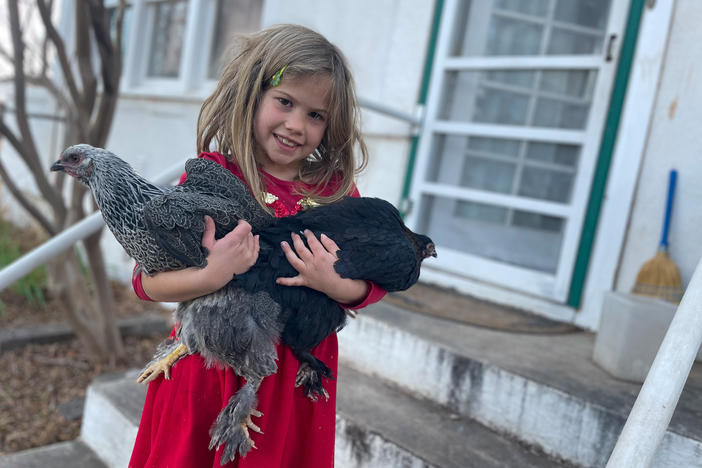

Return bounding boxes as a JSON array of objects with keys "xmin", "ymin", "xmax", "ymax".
[
  {"xmin": 276, "ymin": 230, "xmax": 372, "ymax": 305},
  {"xmin": 140, "ymin": 217, "xmax": 259, "ymax": 302}
]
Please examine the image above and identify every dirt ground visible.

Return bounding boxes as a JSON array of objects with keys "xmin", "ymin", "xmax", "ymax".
[{"xmin": 0, "ymin": 282, "xmax": 171, "ymax": 455}]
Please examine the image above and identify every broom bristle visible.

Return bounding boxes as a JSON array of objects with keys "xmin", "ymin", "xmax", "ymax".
[{"xmin": 631, "ymin": 251, "xmax": 684, "ymax": 303}]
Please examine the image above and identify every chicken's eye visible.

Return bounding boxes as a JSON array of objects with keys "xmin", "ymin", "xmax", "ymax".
[{"xmin": 68, "ymin": 154, "xmax": 79, "ymax": 163}]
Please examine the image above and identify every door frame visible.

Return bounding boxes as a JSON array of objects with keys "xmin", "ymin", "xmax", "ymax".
[{"xmin": 406, "ymin": 0, "xmax": 632, "ymax": 303}]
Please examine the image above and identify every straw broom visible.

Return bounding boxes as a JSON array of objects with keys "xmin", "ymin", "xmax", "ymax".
[{"xmin": 631, "ymin": 169, "xmax": 684, "ymax": 303}]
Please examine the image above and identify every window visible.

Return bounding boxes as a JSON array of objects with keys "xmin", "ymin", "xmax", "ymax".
[
  {"xmin": 146, "ymin": 0, "xmax": 188, "ymax": 78},
  {"xmin": 107, "ymin": 3, "xmax": 133, "ymax": 60},
  {"xmin": 111, "ymin": 0, "xmax": 263, "ymax": 95},
  {"xmin": 208, "ymin": 0, "xmax": 263, "ymax": 79}
]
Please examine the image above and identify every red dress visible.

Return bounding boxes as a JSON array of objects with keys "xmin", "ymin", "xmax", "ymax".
[{"xmin": 128, "ymin": 152, "xmax": 385, "ymax": 468}]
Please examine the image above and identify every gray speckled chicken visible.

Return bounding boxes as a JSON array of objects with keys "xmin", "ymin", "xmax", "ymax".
[{"xmin": 51, "ymin": 144, "xmax": 281, "ymax": 462}]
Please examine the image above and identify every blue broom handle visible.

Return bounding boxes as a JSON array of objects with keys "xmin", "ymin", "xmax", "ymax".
[{"xmin": 660, "ymin": 169, "xmax": 677, "ymax": 249}]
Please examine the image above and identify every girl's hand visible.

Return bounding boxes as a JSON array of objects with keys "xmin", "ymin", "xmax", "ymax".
[
  {"xmin": 201, "ymin": 216, "xmax": 260, "ymax": 289},
  {"xmin": 276, "ymin": 230, "xmax": 369, "ymax": 305},
  {"xmin": 141, "ymin": 216, "xmax": 259, "ymax": 302}
]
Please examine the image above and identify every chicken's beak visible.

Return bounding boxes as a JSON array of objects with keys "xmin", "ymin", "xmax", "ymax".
[
  {"xmin": 426, "ymin": 243, "xmax": 437, "ymax": 259},
  {"xmin": 50, "ymin": 161, "xmax": 65, "ymax": 172}
]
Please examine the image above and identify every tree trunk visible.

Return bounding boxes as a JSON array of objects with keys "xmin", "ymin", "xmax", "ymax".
[
  {"xmin": 46, "ymin": 250, "xmax": 110, "ymax": 363},
  {"xmin": 83, "ymin": 230, "xmax": 124, "ymax": 363}
]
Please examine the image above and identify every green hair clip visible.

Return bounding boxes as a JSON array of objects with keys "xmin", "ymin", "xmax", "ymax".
[{"xmin": 269, "ymin": 66, "xmax": 286, "ymax": 87}]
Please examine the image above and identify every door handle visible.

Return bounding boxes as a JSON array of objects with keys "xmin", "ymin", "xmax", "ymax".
[{"xmin": 605, "ymin": 34, "xmax": 617, "ymax": 62}]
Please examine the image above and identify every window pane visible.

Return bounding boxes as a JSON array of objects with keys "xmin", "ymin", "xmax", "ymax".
[
  {"xmin": 107, "ymin": 5, "xmax": 132, "ymax": 59},
  {"xmin": 147, "ymin": 1, "xmax": 188, "ymax": 78},
  {"xmin": 495, "ymin": 0, "xmax": 549, "ymax": 17},
  {"xmin": 554, "ymin": 0, "xmax": 611, "ymax": 30},
  {"xmin": 526, "ymin": 142, "xmax": 579, "ymax": 167},
  {"xmin": 417, "ymin": 194, "xmax": 564, "ymax": 273},
  {"xmin": 485, "ymin": 15, "xmax": 543, "ymax": 56},
  {"xmin": 426, "ymin": 134, "xmax": 579, "ymax": 203},
  {"xmin": 533, "ymin": 97, "xmax": 589, "ymax": 129},
  {"xmin": 440, "ymin": 69, "xmax": 596, "ymax": 129},
  {"xmin": 547, "ymin": 28, "xmax": 602, "ymax": 55},
  {"xmin": 461, "ymin": 156, "xmax": 516, "ymax": 194},
  {"xmin": 540, "ymin": 70, "xmax": 594, "ymax": 99},
  {"xmin": 450, "ymin": 0, "xmax": 612, "ymax": 57},
  {"xmin": 518, "ymin": 166, "xmax": 575, "ymax": 203},
  {"xmin": 208, "ymin": 0, "xmax": 263, "ymax": 78}
]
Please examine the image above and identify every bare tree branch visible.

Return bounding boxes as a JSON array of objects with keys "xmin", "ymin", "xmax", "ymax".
[
  {"xmin": 40, "ymin": 29, "xmax": 50, "ymax": 77},
  {"xmin": 2, "ymin": 73, "xmax": 73, "ymax": 114},
  {"xmin": 0, "ymin": 44, "xmax": 12, "ymax": 65},
  {"xmin": 27, "ymin": 74, "xmax": 73, "ymax": 113},
  {"xmin": 87, "ymin": 0, "xmax": 122, "ymax": 145},
  {"xmin": 0, "ymin": 149, "xmax": 56, "ymax": 234},
  {"xmin": 36, "ymin": 0, "xmax": 87, "ymax": 139},
  {"xmin": 75, "ymin": 1, "xmax": 97, "ymax": 119},
  {"xmin": 116, "ymin": 0, "xmax": 126, "ymax": 58},
  {"xmin": 8, "ymin": 0, "xmax": 66, "ymax": 226},
  {"xmin": 0, "ymin": 107, "xmax": 27, "ymax": 157},
  {"xmin": 0, "ymin": 105, "xmax": 56, "ymax": 233},
  {"xmin": 8, "ymin": 0, "xmax": 38, "ymax": 156}
]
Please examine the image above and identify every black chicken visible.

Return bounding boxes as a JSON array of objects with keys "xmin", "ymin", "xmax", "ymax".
[{"xmin": 51, "ymin": 144, "xmax": 435, "ymax": 462}]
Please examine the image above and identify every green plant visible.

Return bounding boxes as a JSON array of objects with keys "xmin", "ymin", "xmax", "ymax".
[{"xmin": 0, "ymin": 219, "xmax": 47, "ymax": 308}]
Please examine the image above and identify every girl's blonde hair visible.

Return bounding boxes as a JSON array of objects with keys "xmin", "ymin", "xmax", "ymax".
[{"xmin": 197, "ymin": 24, "xmax": 368, "ymax": 210}]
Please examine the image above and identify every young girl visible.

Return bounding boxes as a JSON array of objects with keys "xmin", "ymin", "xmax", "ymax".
[{"xmin": 128, "ymin": 24, "xmax": 386, "ymax": 468}]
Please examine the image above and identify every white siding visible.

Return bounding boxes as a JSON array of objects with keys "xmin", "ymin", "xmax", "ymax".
[{"xmin": 616, "ymin": 0, "xmax": 702, "ymax": 295}]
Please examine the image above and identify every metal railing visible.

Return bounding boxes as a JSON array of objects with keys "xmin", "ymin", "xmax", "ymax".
[
  {"xmin": 357, "ymin": 97, "xmax": 422, "ymax": 127},
  {"xmin": 606, "ymin": 257, "xmax": 702, "ymax": 467},
  {"xmin": 0, "ymin": 98, "xmax": 421, "ymax": 291}
]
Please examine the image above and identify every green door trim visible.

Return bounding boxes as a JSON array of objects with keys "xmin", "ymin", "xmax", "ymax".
[
  {"xmin": 399, "ymin": 0, "xmax": 444, "ymax": 217},
  {"xmin": 568, "ymin": 0, "xmax": 646, "ymax": 307}
]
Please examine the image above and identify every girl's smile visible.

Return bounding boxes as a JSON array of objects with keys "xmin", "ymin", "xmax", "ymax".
[{"xmin": 254, "ymin": 75, "xmax": 331, "ymax": 181}]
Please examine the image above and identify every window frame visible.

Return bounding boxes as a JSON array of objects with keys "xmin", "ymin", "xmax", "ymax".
[{"xmin": 104, "ymin": 0, "xmax": 261, "ymax": 99}]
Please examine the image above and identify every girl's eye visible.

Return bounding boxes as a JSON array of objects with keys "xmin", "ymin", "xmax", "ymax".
[
  {"xmin": 277, "ymin": 98, "xmax": 291, "ymax": 107},
  {"xmin": 309, "ymin": 112, "xmax": 325, "ymax": 121}
]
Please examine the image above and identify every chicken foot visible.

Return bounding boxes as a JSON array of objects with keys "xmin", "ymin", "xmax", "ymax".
[
  {"xmin": 209, "ymin": 377, "xmax": 264, "ymax": 464},
  {"xmin": 137, "ymin": 341, "xmax": 189, "ymax": 383},
  {"xmin": 293, "ymin": 350, "xmax": 333, "ymax": 401}
]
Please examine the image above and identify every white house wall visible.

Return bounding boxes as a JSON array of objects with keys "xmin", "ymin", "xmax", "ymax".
[{"xmin": 616, "ymin": 0, "xmax": 702, "ymax": 296}]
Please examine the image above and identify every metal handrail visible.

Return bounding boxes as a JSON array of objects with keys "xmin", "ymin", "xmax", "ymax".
[
  {"xmin": 606, "ymin": 256, "xmax": 702, "ymax": 467},
  {"xmin": 0, "ymin": 98, "xmax": 423, "ymax": 291},
  {"xmin": 0, "ymin": 160, "xmax": 186, "ymax": 291},
  {"xmin": 358, "ymin": 97, "xmax": 422, "ymax": 126}
]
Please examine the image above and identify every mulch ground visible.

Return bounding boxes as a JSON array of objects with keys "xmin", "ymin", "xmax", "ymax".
[{"xmin": 0, "ymin": 282, "xmax": 172, "ymax": 456}]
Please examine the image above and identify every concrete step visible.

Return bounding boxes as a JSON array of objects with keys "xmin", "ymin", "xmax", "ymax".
[
  {"xmin": 338, "ymin": 301, "xmax": 702, "ymax": 468},
  {"xmin": 80, "ymin": 371, "xmax": 145, "ymax": 468},
  {"xmin": 335, "ymin": 364, "xmax": 568, "ymax": 468},
  {"xmin": 0, "ymin": 313, "xmax": 170, "ymax": 353},
  {"xmin": 0, "ymin": 440, "xmax": 106, "ymax": 468},
  {"xmin": 42, "ymin": 364, "xmax": 569, "ymax": 468}
]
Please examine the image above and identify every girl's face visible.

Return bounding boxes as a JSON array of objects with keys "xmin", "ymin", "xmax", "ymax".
[{"xmin": 253, "ymin": 74, "xmax": 331, "ymax": 181}]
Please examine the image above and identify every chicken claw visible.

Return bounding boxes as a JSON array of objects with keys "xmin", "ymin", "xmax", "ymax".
[
  {"xmin": 137, "ymin": 343, "xmax": 188, "ymax": 383},
  {"xmin": 295, "ymin": 361, "xmax": 331, "ymax": 401},
  {"xmin": 241, "ymin": 410, "xmax": 264, "ymax": 449}
]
